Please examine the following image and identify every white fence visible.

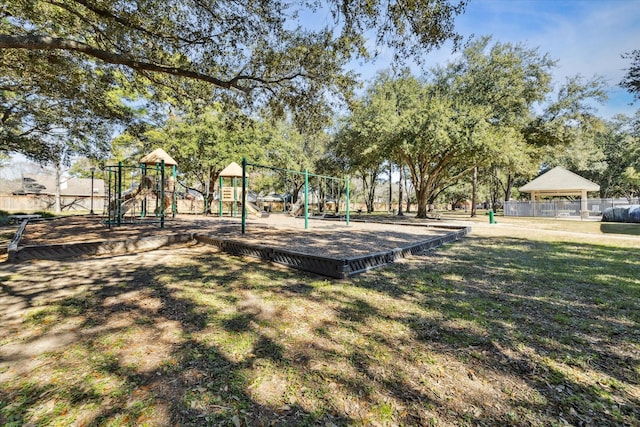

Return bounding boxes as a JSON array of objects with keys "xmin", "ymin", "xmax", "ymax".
[
  {"xmin": 504, "ymin": 198, "xmax": 640, "ymax": 218},
  {"xmin": 0, "ymin": 194, "xmax": 206, "ymax": 214},
  {"xmin": 0, "ymin": 194, "xmax": 107, "ymax": 212}
]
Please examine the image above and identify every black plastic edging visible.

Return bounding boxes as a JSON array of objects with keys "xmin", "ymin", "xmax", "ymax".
[{"xmin": 195, "ymin": 226, "xmax": 470, "ymax": 279}]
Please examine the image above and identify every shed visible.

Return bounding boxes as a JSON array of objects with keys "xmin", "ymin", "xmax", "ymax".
[
  {"xmin": 11, "ymin": 174, "xmax": 105, "ymax": 197},
  {"xmin": 519, "ymin": 166, "xmax": 600, "ymax": 217}
]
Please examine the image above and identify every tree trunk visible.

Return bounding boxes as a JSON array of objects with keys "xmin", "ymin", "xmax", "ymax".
[
  {"xmin": 397, "ymin": 166, "xmax": 404, "ymax": 216},
  {"xmin": 362, "ymin": 175, "xmax": 372, "ymax": 213},
  {"xmin": 405, "ymin": 172, "xmax": 411, "ymax": 213},
  {"xmin": 415, "ymin": 184, "xmax": 430, "ymax": 218},
  {"xmin": 204, "ymin": 178, "xmax": 210, "ymax": 214},
  {"xmin": 208, "ymin": 170, "xmax": 218, "ymax": 214},
  {"xmin": 54, "ymin": 163, "xmax": 62, "ymax": 214},
  {"xmin": 471, "ymin": 166, "xmax": 478, "ymax": 217},
  {"xmin": 428, "ymin": 193, "xmax": 437, "ymax": 210},
  {"xmin": 292, "ymin": 178, "xmax": 304, "ymax": 205},
  {"xmin": 504, "ymin": 173, "xmax": 514, "ymax": 202}
]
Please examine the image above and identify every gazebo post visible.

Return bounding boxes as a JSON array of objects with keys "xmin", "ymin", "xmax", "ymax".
[{"xmin": 581, "ymin": 189, "xmax": 589, "ymax": 219}]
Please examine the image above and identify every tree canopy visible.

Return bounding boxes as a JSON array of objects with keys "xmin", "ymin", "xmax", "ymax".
[
  {"xmin": 0, "ymin": 48, "xmax": 135, "ymax": 162},
  {"xmin": 554, "ymin": 113, "xmax": 640, "ymax": 199},
  {"xmin": 335, "ymin": 38, "xmax": 608, "ymax": 217},
  {"xmin": 1, "ymin": 0, "xmax": 467, "ymax": 162},
  {"xmin": 621, "ymin": 50, "xmax": 640, "ymax": 100}
]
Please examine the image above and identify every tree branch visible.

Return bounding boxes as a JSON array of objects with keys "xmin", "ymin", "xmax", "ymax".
[
  {"xmin": 1, "ymin": 35, "xmax": 317, "ymax": 97},
  {"xmin": 0, "ymin": 34, "xmax": 248, "ymax": 92},
  {"xmin": 57, "ymin": 0, "xmax": 210, "ymax": 46}
]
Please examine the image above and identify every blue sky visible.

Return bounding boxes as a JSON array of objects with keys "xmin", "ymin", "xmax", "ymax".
[{"xmin": 351, "ymin": 0, "xmax": 640, "ymax": 118}]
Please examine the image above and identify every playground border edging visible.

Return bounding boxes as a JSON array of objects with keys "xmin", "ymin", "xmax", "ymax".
[
  {"xmin": 9, "ymin": 233, "xmax": 194, "ymax": 262},
  {"xmin": 7, "ymin": 217, "xmax": 470, "ymax": 279},
  {"xmin": 195, "ymin": 225, "xmax": 470, "ymax": 278}
]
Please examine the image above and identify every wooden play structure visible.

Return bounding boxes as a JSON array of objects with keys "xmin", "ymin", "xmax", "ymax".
[
  {"xmin": 218, "ymin": 162, "xmax": 267, "ymax": 218},
  {"xmin": 105, "ymin": 148, "xmax": 178, "ymax": 228}
]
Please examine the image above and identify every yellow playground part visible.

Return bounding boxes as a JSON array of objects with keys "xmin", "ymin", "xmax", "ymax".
[{"xmin": 245, "ymin": 201, "xmax": 269, "ymax": 218}]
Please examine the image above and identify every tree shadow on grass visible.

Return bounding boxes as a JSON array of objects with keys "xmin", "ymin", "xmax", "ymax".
[
  {"xmin": 351, "ymin": 235, "xmax": 640, "ymax": 425},
  {"xmin": 2, "ymin": 236, "xmax": 639, "ymax": 426},
  {"xmin": 0, "ymin": 247, "xmax": 349, "ymax": 426}
]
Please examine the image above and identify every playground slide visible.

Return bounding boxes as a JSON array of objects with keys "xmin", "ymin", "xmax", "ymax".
[
  {"xmin": 287, "ymin": 201, "xmax": 304, "ymax": 217},
  {"xmin": 114, "ymin": 184, "xmax": 172, "ymax": 215},
  {"xmin": 245, "ymin": 201, "xmax": 269, "ymax": 217},
  {"xmin": 109, "ymin": 184, "xmax": 142, "ymax": 214}
]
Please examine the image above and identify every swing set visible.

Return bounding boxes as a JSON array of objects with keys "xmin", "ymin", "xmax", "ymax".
[{"xmin": 240, "ymin": 157, "xmax": 351, "ymax": 234}]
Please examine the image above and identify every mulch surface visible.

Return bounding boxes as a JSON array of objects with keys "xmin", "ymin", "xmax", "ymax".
[{"xmin": 19, "ymin": 215, "xmax": 455, "ymax": 257}]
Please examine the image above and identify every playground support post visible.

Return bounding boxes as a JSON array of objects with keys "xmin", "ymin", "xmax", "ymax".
[
  {"xmin": 172, "ymin": 164, "xmax": 177, "ymax": 218},
  {"xmin": 304, "ymin": 169, "xmax": 309, "ymax": 229},
  {"xmin": 117, "ymin": 161, "xmax": 123, "ymax": 226},
  {"xmin": 241, "ymin": 157, "xmax": 247, "ymax": 234},
  {"xmin": 160, "ymin": 160, "xmax": 165, "ymax": 229},
  {"xmin": 90, "ymin": 167, "xmax": 95, "ymax": 214},
  {"xmin": 155, "ymin": 163, "xmax": 160, "ymax": 218},
  {"xmin": 107, "ymin": 167, "xmax": 112, "ymax": 228},
  {"xmin": 141, "ymin": 164, "xmax": 147, "ymax": 218},
  {"xmin": 233, "ymin": 176, "xmax": 237, "ymax": 218},
  {"xmin": 219, "ymin": 176, "xmax": 223, "ymax": 218},
  {"xmin": 346, "ymin": 176, "xmax": 350, "ymax": 226}
]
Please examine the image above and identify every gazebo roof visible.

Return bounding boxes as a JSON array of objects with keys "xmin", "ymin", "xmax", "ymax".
[
  {"xmin": 139, "ymin": 148, "xmax": 177, "ymax": 166},
  {"xmin": 519, "ymin": 166, "xmax": 599, "ymax": 193},
  {"xmin": 219, "ymin": 161, "xmax": 243, "ymax": 177}
]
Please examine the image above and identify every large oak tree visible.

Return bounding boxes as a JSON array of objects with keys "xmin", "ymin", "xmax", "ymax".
[{"xmin": 337, "ymin": 38, "xmax": 607, "ymax": 218}]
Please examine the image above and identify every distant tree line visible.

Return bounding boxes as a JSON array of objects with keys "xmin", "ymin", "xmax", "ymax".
[{"xmin": 1, "ymin": 2, "xmax": 638, "ymax": 214}]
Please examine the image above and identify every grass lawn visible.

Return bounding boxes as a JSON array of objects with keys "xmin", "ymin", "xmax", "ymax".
[{"xmin": 0, "ymin": 217, "xmax": 639, "ymax": 426}]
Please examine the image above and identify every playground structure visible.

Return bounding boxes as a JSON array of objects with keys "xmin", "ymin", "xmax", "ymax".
[
  {"xmin": 217, "ymin": 162, "xmax": 268, "ymax": 218},
  {"xmin": 104, "ymin": 148, "xmax": 178, "ymax": 229},
  {"xmin": 6, "ymin": 157, "xmax": 470, "ymax": 278},
  {"xmin": 240, "ymin": 157, "xmax": 351, "ymax": 233}
]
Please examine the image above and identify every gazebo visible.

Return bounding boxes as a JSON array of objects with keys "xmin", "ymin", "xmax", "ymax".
[{"xmin": 519, "ymin": 166, "xmax": 600, "ymax": 218}]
